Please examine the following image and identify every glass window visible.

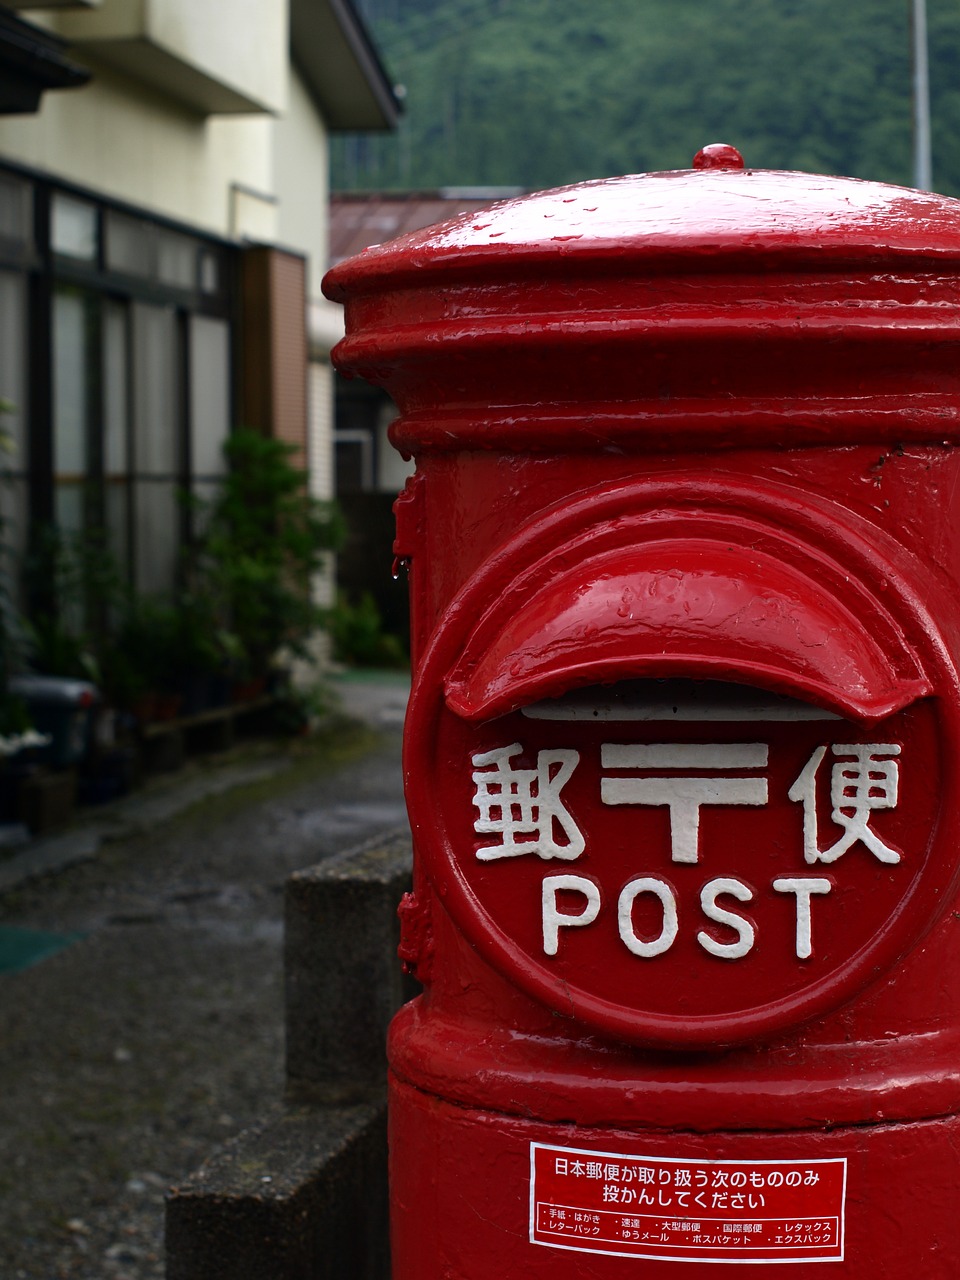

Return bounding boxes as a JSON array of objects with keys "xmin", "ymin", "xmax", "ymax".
[
  {"xmin": 103, "ymin": 300, "xmax": 130, "ymax": 574},
  {"xmin": 190, "ymin": 481, "xmax": 220, "ymax": 540},
  {"xmin": 0, "ymin": 174, "xmax": 32, "ymax": 249},
  {"xmin": 105, "ymin": 211, "xmax": 153, "ymax": 278},
  {"xmin": 52, "ymin": 194, "xmax": 98, "ymax": 261},
  {"xmin": 18, "ymin": 176, "xmax": 238, "ymax": 602},
  {"xmin": 132, "ymin": 302, "xmax": 179, "ymax": 476},
  {"xmin": 189, "ymin": 315, "xmax": 230, "ymax": 478},
  {"xmin": 54, "ymin": 483, "xmax": 84, "ymax": 538},
  {"xmin": 52, "ymin": 286, "xmax": 95, "ymax": 561},
  {"xmin": 53, "ymin": 287, "xmax": 90, "ymax": 480},
  {"xmin": 0, "ymin": 269, "xmax": 28, "ymax": 464},
  {"xmin": 0, "ymin": 270, "xmax": 28, "ymax": 579},
  {"xmin": 103, "ymin": 301, "xmax": 129, "ymax": 477},
  {"xmin": 199, "ymin": 250, "xmax": 220, "ymax": 295},
  {"xmin": 157, "ymin": 229, "xmax": 196, "ymax": 290},
  {"xmin": 132, "ymin": 303, "xmax": 181, "ymax": 594},
  {"xmin": 134, "ymin": 480, "xmax": 179, "ymax": 597}
]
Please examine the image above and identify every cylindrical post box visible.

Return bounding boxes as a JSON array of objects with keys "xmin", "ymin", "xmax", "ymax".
[{"xmin": 324, "ymin": 145, "xmax": 960, "ymax": 1277}]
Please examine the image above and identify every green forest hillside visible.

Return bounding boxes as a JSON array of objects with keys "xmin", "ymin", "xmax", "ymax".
[{"xmin": 334, "ymin": 0, "xmax": 960, "ymax": 195}]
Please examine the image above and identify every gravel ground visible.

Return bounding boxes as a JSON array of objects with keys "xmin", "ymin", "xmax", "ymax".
[{"xmin": 0, "ymin": 683, "xmax": 407, "ymax": 1280}]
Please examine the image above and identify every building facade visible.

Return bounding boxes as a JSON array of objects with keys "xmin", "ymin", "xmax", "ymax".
[{"xmin": 0, "ymin": 0, "xmax": 397, "ymax": 610}]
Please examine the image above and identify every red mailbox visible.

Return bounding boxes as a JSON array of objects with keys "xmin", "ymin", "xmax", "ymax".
[{"xmin": 323, "ymin": 145, "xmax": 960, "ymax": 1276}]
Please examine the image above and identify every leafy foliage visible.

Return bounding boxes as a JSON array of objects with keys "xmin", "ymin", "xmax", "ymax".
[
  {"xmin": 188, "ymin": 429, "xmax": 345, "ymax": 679},
  {"xmin": 24, "ymin": 430, "xmax": 345, "ymax": 710},
  {"xmin": 338, "ymin": 0, "xmax": 960, "ymax": 195},
  {"xmin": 24, "ymin": 524, "xmax": 126, "ymax": 689},
  {"xmin": 330, "ymin": 591, "xmax": 408, "ymax": 668}
]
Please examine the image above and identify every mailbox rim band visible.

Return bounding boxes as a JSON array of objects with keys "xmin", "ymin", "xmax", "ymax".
[
  {"xmin": 323, "ymin": 163, "xmax": 960, "ymax": 299},
  {"xmin": 404, "ymin": 474, "xmax": 960, "ymax": 1048}
]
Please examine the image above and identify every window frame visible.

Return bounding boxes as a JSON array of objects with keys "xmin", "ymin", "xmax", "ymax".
[{"xmin": 0, "ymin": 159, "xmax": 239, "ymax": 599}]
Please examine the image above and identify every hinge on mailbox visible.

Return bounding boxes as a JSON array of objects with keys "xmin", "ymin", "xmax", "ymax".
[
  {"xmin": 392, "ymin": 470, "xmax": 425, "ymax": 578},
  {"xmin": 397, "ymin": 890, "xmax": 434, "ymax": 983}
]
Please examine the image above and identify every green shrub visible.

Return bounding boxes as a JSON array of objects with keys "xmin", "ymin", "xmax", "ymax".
[
  {"xmin": 190, "ymin": 429, "xmax": 345, "ymax": 679},
  {"xmin": 331, "ymin": 591, "xmax": 408, "ymax": 669},
  {"xmin": 16, "ymin": 429, "xmax": 346, "ymax": 715}
]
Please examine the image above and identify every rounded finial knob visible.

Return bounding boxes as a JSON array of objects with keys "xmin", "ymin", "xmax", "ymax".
[{"xmin": 693, "ymin": 143, "xmax": 745, "ymax": 171}]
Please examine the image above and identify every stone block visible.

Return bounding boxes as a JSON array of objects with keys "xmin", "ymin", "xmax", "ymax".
[
  {"xmin": 166, "ymin": 1102, "xmax": 388, "ymax": 1280},
  {"xmin": 284, "ymin": 830, "xmax": 414, "ymax": 1099}
]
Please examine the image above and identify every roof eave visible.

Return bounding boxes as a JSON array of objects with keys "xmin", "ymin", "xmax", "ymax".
[
  {"xmin": 291, "ymin": 0, "xmax": 401, "ymax": 133},
  {"xmin": 0, "ymin": 6, "xmax": 90, "ymax": 114}
]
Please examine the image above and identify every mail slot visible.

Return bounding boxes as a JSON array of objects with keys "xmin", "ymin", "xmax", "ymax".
[{"xmin": 323, "ymin": 144, "xmax": 960, "ymax": 1277}]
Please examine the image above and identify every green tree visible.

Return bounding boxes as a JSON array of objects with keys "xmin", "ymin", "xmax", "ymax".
[{"xmin": 336, "ymin": 0, "xmax": 958, "ymax": 195}]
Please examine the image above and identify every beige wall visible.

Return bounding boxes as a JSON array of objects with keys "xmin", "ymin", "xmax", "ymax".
[
  {"xmin": 5, "ymin": 7, "xmax": 342, "ymax": 278},
  {"xmin": 0, "ymin": 45, "xmax": 336, "ymax": 279},
  {"xmin": 142, "ymin": 0, "xmax": 286, "ymax": 113},
  {"xmin": 274, "ymin": 68, "xmax": 330, "ymax": 302},
  {"xmin": 33, "ymin": 0, "xmax": 287, "ymax": 114},
  {"xmin": 0, "ymin": 61, "xmax": 278, "ymax": 240},
  {"xmin": 274, "ymin": 67, "xmax": 339, "ymax": 604}
]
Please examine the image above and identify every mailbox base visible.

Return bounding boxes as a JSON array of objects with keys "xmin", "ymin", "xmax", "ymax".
[{"xmin": 390, "ymin": 1073, "xmax": 960, "ymax": 1276}]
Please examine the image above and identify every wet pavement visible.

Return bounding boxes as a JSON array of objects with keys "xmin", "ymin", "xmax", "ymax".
[{"xmin": 0, "ymin": 672, "xmax": 408, "ymax": 1279}]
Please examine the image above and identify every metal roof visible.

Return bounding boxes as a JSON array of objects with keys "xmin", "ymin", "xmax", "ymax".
[{"xmin": 330, "ymin": 188, "xmax": 525, "ymax": 264}]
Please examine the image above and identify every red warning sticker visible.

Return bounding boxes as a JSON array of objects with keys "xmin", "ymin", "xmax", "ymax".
[{"xmin": 530, "ymin": 1143, "xmax": 846, "ymax": 1264}]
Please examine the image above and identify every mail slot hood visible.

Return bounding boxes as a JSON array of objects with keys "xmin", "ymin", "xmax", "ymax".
[{"xmin": 443, "ymin": 490, "xmax": 934, "ymax": 726}]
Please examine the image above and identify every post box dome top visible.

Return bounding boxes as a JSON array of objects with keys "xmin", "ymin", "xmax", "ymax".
[
  {"xmin": 324, "ymin": 145, "xmax": 960, "ymax": 297},
  {"xmin": 325, "ymin": 146, "xmax": 960, "ymax": 454}
]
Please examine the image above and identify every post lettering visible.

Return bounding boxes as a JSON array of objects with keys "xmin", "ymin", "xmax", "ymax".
[
  {"xmin": 617, "ymin": 877, "xmax": 679, "ymax": 957},
  {"xmin": 542, "ymin": 874, "xmax": 601, "ymax": 956},
  {"xmin": 772, "ymin": 877, "xmax": 833, "ymax": 959},
  {"xmin": 697, "ymin": 877, "xmax": 755, "ymax": 959}
]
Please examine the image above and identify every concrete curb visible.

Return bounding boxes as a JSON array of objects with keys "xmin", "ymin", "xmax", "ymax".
[
  {"xmin": 165, "ymin": 830, "xmax": 414, "ymax": 1280},
  {"xmin": 286, "ymin": 829, "xmax": 414, "ymax": 1098},
  {"xmin": 166, "ymin": 1102, "xmax": 389, "ymax": 1280}
]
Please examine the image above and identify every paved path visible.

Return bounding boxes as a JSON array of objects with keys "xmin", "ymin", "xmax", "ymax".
[{"xmin": 0, "ymin": 674, "xmax": 408, "ymax": 1280}]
